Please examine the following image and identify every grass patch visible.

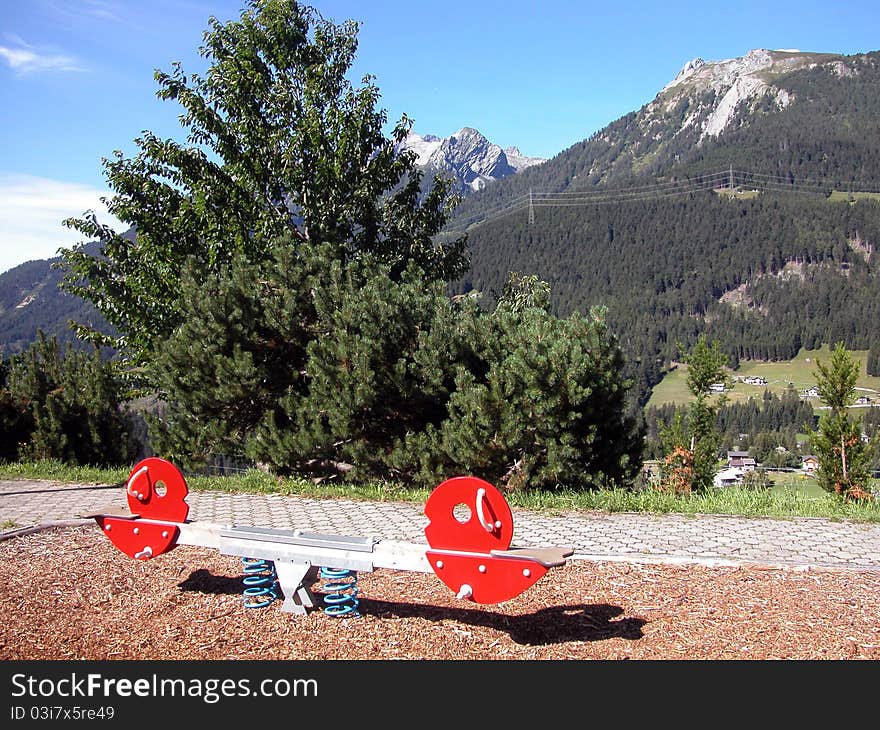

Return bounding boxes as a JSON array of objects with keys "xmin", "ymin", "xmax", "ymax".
[
  {"xmin": 715, "ymin": 188, "xmax": 760, "ymax": 200},
  {"xmin": 0, "ymin": 460, "xmax": 131, "ymax": 485},
  {"xmin": 827, "ymin": 190, "xmax": 880, "ymax": 203},
  {"xmin": 185, "ymin": 470, "xmax": 433, "ymax": 504},
  {"xmin": 768, "ymin": 469, "xmax": 823, "ymax": 497},
  {"xmin": 1, "ymin": 460, "xmax": 878, "ymax": 523},
  {"xmin": 648, "ymin": 346, "xmax": 880, "ymax": 408}
]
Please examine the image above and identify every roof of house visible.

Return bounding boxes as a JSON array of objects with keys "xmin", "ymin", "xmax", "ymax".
[{"xmin": 714, "ymin": 467, "xmax": 744, "ymax": 484}]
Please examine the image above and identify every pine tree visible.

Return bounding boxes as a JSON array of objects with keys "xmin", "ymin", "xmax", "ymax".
[
  {"xmin": 867, "ymin": 344, "xmax": 880, "ymax": 377},
  {"xmin": 402, "ymin": 297, "xmax": 643, "ymax": 491},
  {"xmin": 5, "ymin": 332, "xmax": 134, "ymax": 466},
  {"xmin": 810, "ymin": 343, "xmax": 874, "ymax": 500},
  {"xmin": 146, "ymin": 239, "xmax": 468, "ymax": 478},
  {"xmin": 149, "ymin": 246, "xmax": 643, "ymax": 490},
  {"xmin": 0, "ymin": 358, "xmax": 32, "ymax": 462},
  {"xmin": 658, "ymin": 335, "xmax": 730, "ymax": 492}
]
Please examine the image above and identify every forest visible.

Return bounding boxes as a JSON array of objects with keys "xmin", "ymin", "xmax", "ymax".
[{"xmin": 454, "ymin": 190, "xmax": 880, "ymax": 406}]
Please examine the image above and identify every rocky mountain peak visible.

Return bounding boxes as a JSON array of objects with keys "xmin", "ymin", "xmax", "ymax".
[
  {"xmin": 398, "ymin": 127, "xmax": 545, "ymax": 193},
  {"xmin": 662, "ymin": 57, "xmax": 706, "ymax": 91},
  {"xmin": 652, "ymin": 48, "xmax": 848, "ymax": 140}
]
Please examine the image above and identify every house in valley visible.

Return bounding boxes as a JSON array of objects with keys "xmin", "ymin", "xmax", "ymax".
[
  {"xmin": 727, "ymin": 450, "xmax": 756, "ymax": 470},
  {"xmin": 714, "ymin": 467, "xmax": 744, "ymax": 488}
]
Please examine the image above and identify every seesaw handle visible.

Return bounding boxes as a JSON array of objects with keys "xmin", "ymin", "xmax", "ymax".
[{"xmin": 475, "ymin": 487, "xmax": 501, "ymax": 533}]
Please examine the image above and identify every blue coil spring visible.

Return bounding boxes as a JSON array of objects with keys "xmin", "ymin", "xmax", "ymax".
[
  {"xmin": 320, "ymin": 566, "xmax": 360, "ymax": 617},
  {"xmin": 241, "ymin": 557, "xmax": 279, "ymax": 608}
]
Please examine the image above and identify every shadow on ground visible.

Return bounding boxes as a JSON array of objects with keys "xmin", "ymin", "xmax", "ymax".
[{"xmin": 362, "ymin": 597, "xmax": 646, "ymax": 645}]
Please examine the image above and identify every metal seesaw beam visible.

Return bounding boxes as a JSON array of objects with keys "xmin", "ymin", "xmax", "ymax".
[
  {"xmin": 178, "ymin": 520, "xmax": 432, "ymax": 614},
  {"xmin": 86, "ymin": 459, "xmax": 573, "ymax": 615}
]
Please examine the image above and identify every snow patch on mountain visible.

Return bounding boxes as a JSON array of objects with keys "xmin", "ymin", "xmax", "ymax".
[
  {"xmin": 400, "ymin": 131, "xmax": 442, "ymax": 166},
  {"xmin": 398, "ymin": 127, "xmax": 545, "ymax": 192}
]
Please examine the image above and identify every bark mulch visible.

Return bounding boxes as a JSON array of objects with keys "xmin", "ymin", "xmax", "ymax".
[{"xmin": 1, "ymin": 526, "xmax": 878, "ymax": 660}]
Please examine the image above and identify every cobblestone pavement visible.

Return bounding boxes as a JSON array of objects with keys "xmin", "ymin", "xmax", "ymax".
[{"xmin": 2, "ymin": 479, "xmax": 879, "ymax": 571}]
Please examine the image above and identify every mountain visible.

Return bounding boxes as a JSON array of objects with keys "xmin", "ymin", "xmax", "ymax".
[
  {"xmin": 0, "ymin": 240, "xmax": 115, "ymax": 357},
  {"xmin": 397, "ymin": 127, "xmax": 545, "ymax": 194},
  {"xmin": 447, "ymin": 49, "xmax": 880, "ymax": 404},
  {"xmin": 5, "ymin": 49, "xmax": 880, "ymax": 412},
  {"xmin": 0, "ymin": 128, "xmax": 544, "ymax": 359},
  {"xmin": 453, "ymin": 48, "xmax": 878, "ymax": 216}
]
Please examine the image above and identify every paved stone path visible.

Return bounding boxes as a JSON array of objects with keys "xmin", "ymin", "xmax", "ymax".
[{"xmin": 2, "ymin": 479, "xmax": 879, "ymax": 571}]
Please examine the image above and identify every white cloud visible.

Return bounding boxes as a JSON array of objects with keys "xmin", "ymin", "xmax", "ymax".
[
  {"xmin": 44, "ymin": 0, "xmax": 126, "ymax": 25},
  {"xmin": 77, "ymin": 0, "xmax": 124, "ymax": 23},
  {"xmin": 0, "ymin": 173, "xmax": 125, "ymax": 275},
  {"xmin": 0, "ymin": 38, "xmax": 86, "ymax": 74}
]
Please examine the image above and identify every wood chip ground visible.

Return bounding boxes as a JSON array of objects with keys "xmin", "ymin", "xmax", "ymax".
[{"xmin": 1, "ymin": 526, "xmax": 878, "ymax": 660}]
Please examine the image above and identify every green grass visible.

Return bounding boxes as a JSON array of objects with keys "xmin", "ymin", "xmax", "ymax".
[
  {"xmin": 2, "ymin": 460, "xmax": 878, "ymax": 524},
  {"xmin": 767, "ymin": 469, "xmax": 823, "ymax": 497},
  {"xmin": 0, "ymin": 460, "xmax": 132, "ymax": 485},
  {"xmin": 714, "ymin": 188, "xmax": 760, "ymax": 200},
  {"xmin": 648, "ymin": 346, "xmax": 880, "ymax": 409},
  {"xmin": 827, "ymin": 190, "xmax": 880, "ymax": 203}
]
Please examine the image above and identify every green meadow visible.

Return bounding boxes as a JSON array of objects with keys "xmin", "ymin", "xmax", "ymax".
[
  {"xmin": 827, "ymin": 190, "xmax": 880, "ymax": 203},
  {"xmin": 647, "ymin": 346, "xmax": 880, "ymax": 409},
  {"xmin": 767, "ymin": 469, "xmax": 823, "ymax": 498}
]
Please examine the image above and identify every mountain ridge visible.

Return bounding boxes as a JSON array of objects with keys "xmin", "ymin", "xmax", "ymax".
[
  {"xmin": 4, "ymin": 48, "xmax": 880, "ymax": 414},
  {"xmin": 0, "ymin": 240, "xmax": 114, "ymax": 356},
  {"xmin": 452, "ymin": 48, "xmax": 877, "ymax": 225},
  {"xmin": 398, "ymin": 126, "xmax": 545, "ymax": 194},
  {"xmin": 447, "ymin": 48, "xmax": 880, "ymax": 404}
]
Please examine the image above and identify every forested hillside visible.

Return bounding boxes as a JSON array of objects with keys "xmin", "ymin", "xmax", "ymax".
[
  {"xmin": 4, "ymin": 49, "xmax": 880, "ymax": 414},
  {"xmin": 454, "ymin": 192, "xmax": 880, "ymax": 402},
  {"xmin": 450, "ymin": 51, "xmax": 880, "ymax": 220},
  {"xmin": 0, "ymin": 241, "xmax": 114, "ymax": 356},
  {"xmin": 447, "ymin": 50, "xmax": 880, "ymax": 405}
]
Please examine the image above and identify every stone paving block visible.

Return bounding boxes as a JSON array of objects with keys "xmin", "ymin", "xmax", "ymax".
[{"xmin": 2, "ymin": 480, "xmax": 880, "ymax": 571}]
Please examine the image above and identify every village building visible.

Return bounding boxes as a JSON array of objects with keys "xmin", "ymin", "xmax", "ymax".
[
  {"xmin": 714, "ymin": 467, "xmax": 745, "ymax": 488},
  {"xmin": 727, "ymin": 450, "xmax": 756, "ymax": 470}
]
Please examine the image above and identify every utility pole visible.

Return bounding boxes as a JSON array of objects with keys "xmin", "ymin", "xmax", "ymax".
[
  {"xmin": 528, "ymin": 188, "xmax": 535, "ymax": 225},
  {"xmin": 729, "ymin": 164, "xmax": 734, "ymax": 192}
]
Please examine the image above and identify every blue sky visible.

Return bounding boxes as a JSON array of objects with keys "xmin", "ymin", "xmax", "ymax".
[{"xmin": 1, "ymin": 0, "xmax": 879, "ymax": 275}]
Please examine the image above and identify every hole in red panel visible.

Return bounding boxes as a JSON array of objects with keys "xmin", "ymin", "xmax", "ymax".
[
  {"xmin": 453, "ymin": 503, "xmax": 471, "ymax": 524},
  {"xmin": 154, "ymin": 480, "xmax": 167, "ymax": 497}
]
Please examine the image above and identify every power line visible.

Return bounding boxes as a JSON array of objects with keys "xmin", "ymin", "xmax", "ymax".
[
  {"xmin": 439, "ymin": 168, "xmax": 880, "ymax": 235},
  {"xmin": 533, "ymin": 173, "xmax": 729, "ymax": 198}
]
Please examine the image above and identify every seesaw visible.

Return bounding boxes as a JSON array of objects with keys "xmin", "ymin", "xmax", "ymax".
[{"xmin": 84, "ymin": 457, "xmax": 573, "ymax": 615}]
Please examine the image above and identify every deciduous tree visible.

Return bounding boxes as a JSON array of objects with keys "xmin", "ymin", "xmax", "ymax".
[{"xmin": 59, "ymin": 0, "xmax": 465, "ymax": 387}]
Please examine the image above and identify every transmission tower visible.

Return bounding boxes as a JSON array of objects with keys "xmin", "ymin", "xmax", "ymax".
[{"xmin": 528, "ymin": 188, "xmax": 535, "ymax": 225}]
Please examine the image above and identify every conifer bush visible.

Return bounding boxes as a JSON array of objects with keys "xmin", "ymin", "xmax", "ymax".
[
  {"xmin": 148, "ymin": 246, "xmax": 643, "ymax": 491},
  {"xmin": 3, "ymin": 333, "xmax": 134, "ymax": 466}
]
